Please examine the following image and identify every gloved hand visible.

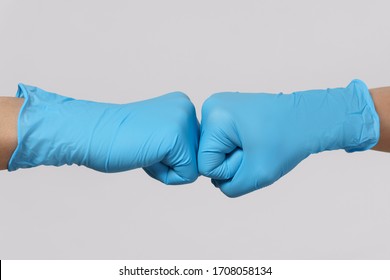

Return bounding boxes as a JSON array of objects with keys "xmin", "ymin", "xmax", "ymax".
[
  {"xmin": 198, "ymin": 80, "xmax": 380, "ymax": 197},
  {"xmin": 8, "ymin": 84, "xmax": 199, "ymax": 185}
]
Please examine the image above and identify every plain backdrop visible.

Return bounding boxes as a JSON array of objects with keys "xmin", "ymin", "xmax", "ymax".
[{"xmin": 0, "ymin": 0, "xmax": 389, "ymax": 259}]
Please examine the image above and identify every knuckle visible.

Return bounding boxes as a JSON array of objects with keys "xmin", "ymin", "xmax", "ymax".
[
  {"xmin": 202, "ymin": 93, "xmax": 235, "ymax": 125},
  {"xmin": 170, "ymin": 91, "xmax": 189, "ymax": 100},
  {"xmin": 202, "ymin": 93, "xmax": 224, "ymax": 112}
]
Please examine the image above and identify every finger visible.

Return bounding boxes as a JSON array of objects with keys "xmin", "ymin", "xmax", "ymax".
[
  {"xmin": 198, "ymin": 114, "xmax": 242, "ymax": 180},
  {"xmin": 143, "ymin": 158, "xmax": 198, "ymax": 185},
  {"xmin": 199, "ymin": 146, "xmax": 243, "ymax": 180},
  {"xmin": 144, "ymin": 126, "xmax": 199, "ymax": 185},
  {"xmin": 213, "ymin": 160, "xmax": 274, "ymax": 198}
]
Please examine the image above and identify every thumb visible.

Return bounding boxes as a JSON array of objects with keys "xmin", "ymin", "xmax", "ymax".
[
  {"xmin": 143, "ymin": 160, "xmax": 198, "ymax": 185},
  {"xmin": 143, "ymin": 135, "xmax": 199, "ymax": 185}
]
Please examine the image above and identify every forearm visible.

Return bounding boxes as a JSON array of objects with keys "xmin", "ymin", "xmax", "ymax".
[
  {"xmin": 370, "ymin": 87, "xmax": 390, "ymax": 152},
  {"xmin": 0, "ymin": 97, "xmax": 24, "ymax": 170},
  {"xmin": 1, "ymin": 84, "xmax": 198, "ymax": 184}
]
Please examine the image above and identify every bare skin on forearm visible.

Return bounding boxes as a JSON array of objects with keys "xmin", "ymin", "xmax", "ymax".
[
  {"xmin": 0, "ymin": 97, "xmax": 24, "ymax": 170},
  {"xmin": 0, "ymin": 86, "xmax": 389, "ymax": 171},
  {"xmin": 371, "ymin": 87, "xmax": 390, "ymax": 152}
]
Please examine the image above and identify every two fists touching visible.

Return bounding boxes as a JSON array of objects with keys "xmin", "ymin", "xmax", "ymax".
[{"xmin": 9, "ymin": 80, "xmax": 380, "ymax": 197}]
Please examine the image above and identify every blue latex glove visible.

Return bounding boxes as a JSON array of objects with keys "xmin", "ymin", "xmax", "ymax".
[
  {"xmin": 198, "ymin": 80, "xmax": 380, "ymax": 197},
  {"xmin": 8, "ymin": 84, "xmax": 199, "ymax": 185}
]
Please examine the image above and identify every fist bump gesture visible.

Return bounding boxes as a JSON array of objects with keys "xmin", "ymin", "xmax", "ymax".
[{"xmin": 9, "ymin": 80, "xmax": 379, "ymax": 197}]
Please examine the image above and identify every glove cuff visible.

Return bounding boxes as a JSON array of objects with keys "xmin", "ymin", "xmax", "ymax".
[
  {"xmin": 343, "ymin": 79, "xmax": 380, "ymax": 152},
  {"xmin": 8, "ymin": 84, "xmax": 91, "ymax": 171}
]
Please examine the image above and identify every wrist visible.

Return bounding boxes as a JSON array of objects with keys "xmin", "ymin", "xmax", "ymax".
[
  {"xmin": 337, "ymin": 79, "xmax": 380, "ymax": 152},
  {"xmin": 292, "ymin": 79, "xmax": 380, "ymax": 154},
  {"xmin": 8, "ymin": 84, "xmax": 98, "ymax": 170},
  {"xmin": 0, "ymin": 97, "xmax": 24, "ymax": 170}
]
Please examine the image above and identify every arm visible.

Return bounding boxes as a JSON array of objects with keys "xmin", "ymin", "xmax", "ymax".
[
  {"xmin": 198, "ymin": 80, "xmax": 383, "ymax": 197},
  {"xmin": 0, "ymin": 97, "xmax": 23, "ymax": 170},
  {"xmin": 371, "ymin": 87, "xmax": 390, "ymax": 152},
  {"xmin": 0, "ymin": 84, "xmax": 199, "ymax": 185}
]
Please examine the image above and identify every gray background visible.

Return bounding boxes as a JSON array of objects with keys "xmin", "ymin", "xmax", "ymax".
[{"xmin": 0, "ymin": 0, "xmax": 389, "ymax": 259}]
